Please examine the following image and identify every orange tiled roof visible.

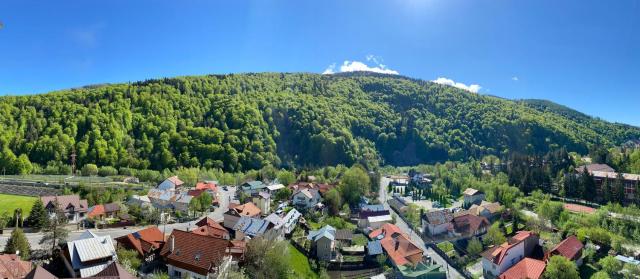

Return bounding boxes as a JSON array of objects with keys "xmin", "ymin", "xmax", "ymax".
[
  {"xmin": 483, "ymin": 231, "xmax": 536, "ymax": 265},
  {"xmin": 88, "ymin": 204, "xmax": 105, "ymax": 218},
  {"xmin": 234, "ymin": 202, "xmax": 261, "ymax": 217},
  {"xmin": 0, "ymin": 254, "xmax": 32, "ymax": 279},
  {"xmin": 369, "ymin": 223, "xmax": 423, "ymax": 267},
  {"xmin": 499, "ymin": 258, "xmax": 546, "ymax": 279},
  {"xmin": 196, "ymin": 182, "xmax": 217, "ymax": 192},
  {"xmin": 115, "ymin": 226, "xmax": 165, "ymax": 257}
]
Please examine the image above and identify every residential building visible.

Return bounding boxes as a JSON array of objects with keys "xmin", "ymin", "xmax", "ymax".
[
  {"xmin": 498, "ymin": 258, "xmax": 546, "ymax": 279},
  {"xmin": 41, "ymin": 195, "xmax": 88, "ymax": 224},
  {"xmin": 422, "ymin": 209, "xmax": 453, "ymax": 236},
  {"xmin": 292, "ymin": 188, "xmax": 321, "ymax": 210},
  {"xmin": 467, "ymin": 201, "xmax": 503, "ymax": 221},
  {"xmin": 192, "ymin": 217, "xmax": 230, "ymax": 240},
  {"xmin": 233, "ymin": 216, "xmax": 275, "ymax": 240},
  {"xmin": 0, "ymin": 254, "xmax": 32, "ymax": 279},
  {"xmin": 545, "ymin": 235, "xmax": 584, "ymax": 266},
  {"xmin": 160, "ymin": 230, "xmax": 232, "ymax": 279},
  {"xmin": 358, "ymin": 209, "xmax": 392, "ymax": 229},
  {"xmin": 360, "ymin": 203, "xmax": 386, "ymax": 212},
  {"xmin": 158, "ymin": 176, "xmax": 184, "ymax": 191},
  {"xmin": 575, "ymin": 163, "xmax": 616, "ymax": 173},
  {"xmin": 195, "ymin": 181, "xmax": 217, "ymax": 192},
  {"xmin": 25, "ymin": 262, "xmax": 135, "ymax": 279},
  {"xmin": 115, "ymin": 226, "xmax": 165, "ymax": 264},
  {"xmin": 265, "ymin": 183, "xmax": 285, "ymax": 194},
  {"xmin": 369, "ymin": 223, "xmax": 423, "ymax": 268},
  {"xmin": 87, "ymin": 203, "xmax": 121, "ymax": 220},
  {"xmin": 575, "ymin": 164, "xmax": 640, "ymax": 204},
  {"xmin": 317, "ymin": 183, "xmax": 336, "ymax": 196},
  {"xmin": 335, "ymin": 229, "xmax": 354, "ymax": 247},
  {"xmin": 251, "ymin": 192, "xmax": 271, "ymax": 215},
  {"xmin": 288, "ymin": 181, "xmax": 316, "ymax": 192},
  {"xmin": 222, "ymin": 202, "xmax": 261, "ymax": 229},
  {"xmin": 307, "ymin": 225, "xmax": 337, "ymax": 261},
  {"xmin": 265, "ymin": 208, "xmax": 302, "ymax": 235},
  {"xmin": 463, "ymin": 188, "xmax": 486, "ymax": 207},
  {"xmin": 62, "ymin": 231, "xmax": 118, "ymax": 278},
  {"xmin": 481, "ymin": 231, "xmax": 540, "ymax": 279},
  {"xmin": 388, "ymin": 196, "xmax": 408, "ymax": 214},
  {"xmin": 240, "ymin": 181, "xmax": 267, "ymax": 196},
  {"xmin": 451, "ymin": 213, "xmax": 489, "ymax": 237},
  {"xmin": 127, "ymin": 195, "xmax": 151, "ymax": 208}
]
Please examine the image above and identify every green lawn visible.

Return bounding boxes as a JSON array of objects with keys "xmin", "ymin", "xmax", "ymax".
[
  {"xmin": 0, "ymin": 194, "xmax": 37, "ymax": 216},
  {"xmin": 289, "ymin": 243, "xmax": 318, "ymax": 279}
]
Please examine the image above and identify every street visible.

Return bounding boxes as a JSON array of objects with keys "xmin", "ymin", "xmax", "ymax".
[
  {"xmin": 0, "ymin": 186, "xmax": 237, "ymax": 250},
  {"xmin": 379, "ymin": 177, "xmax": 464, "ymax": 279}
]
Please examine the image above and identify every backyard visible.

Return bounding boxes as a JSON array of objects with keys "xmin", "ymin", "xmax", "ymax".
[
  {"xmin": 0, "ymin": 193, "xmax": 37, "ymax": 216},
  {"xmin": 289, "ymin": 243, "xmax": 318, "ymax": 278}
]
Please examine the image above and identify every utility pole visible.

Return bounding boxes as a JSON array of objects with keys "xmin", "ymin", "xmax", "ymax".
[{"xmin": 70, "ymin": 149, "xmax": 77, "ymax": 176}]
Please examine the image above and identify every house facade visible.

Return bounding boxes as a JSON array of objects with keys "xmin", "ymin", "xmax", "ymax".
[
  {"xmin": 463, "ymin": 188, "xmax": 486, "ymax": 207},
  {"xmin": 41, "ymin": 195, "xmax": 88, "ymax": 224},
  {"xmin": 481, "ymin": 231, "xmax": 539, "ymax": 279},
  {"xmin": 422, "ymin": 209, "xmax": 453, "ymax": 236},
  {"xmin": 222, "ymin": 202, "xmax": 261, "ymax": 229},
  {"xmin": 292, "ymin": 188, "xmax": 321, "ymax": 210},
  {"xmin": 307, "ymin": 225, "xmax": 337, "ymax": 261},
  {"xmin": 160, "ymin": 230, "xmax": 233, "ymax": 279}
]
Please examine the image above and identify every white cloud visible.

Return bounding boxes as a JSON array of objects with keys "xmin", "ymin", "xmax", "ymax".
[
  {"xmin": 512, "ymin": 76, "xmax": 519, "ymax": 81},
  {"xmin": 432, "ymin": 77, "xmax": 481, "ymax": 93},
  {"xmin": 322, "ymin": 58, "xmax": 399, "ymax": 75}
]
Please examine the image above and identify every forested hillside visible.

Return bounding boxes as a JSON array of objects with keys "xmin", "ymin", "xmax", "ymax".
[{"xmin": 0, "ymin": 72, "xmax": 638, "ymax": 173}]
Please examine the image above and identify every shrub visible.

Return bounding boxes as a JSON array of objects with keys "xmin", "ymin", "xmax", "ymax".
[{"xmin": 98, "ymin": 166, "xmax": 118, "ymax": 177}]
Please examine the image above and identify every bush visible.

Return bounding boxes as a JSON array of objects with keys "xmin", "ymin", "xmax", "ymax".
[
  {"xmin": 118, "ymin": 167, "xmax": 136, "ymax": 176},
  {"xmin": 98, "ymin": 166, "xmax": 118, "ymax": 177},
  {"xmin": 81, "ymin": 164, "xmax": 99, "ymax": 176}
]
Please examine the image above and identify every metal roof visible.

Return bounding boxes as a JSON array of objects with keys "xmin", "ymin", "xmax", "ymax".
[{"xmin": 367, "ymin": 240, "xmax": 383, "ymax": 255}]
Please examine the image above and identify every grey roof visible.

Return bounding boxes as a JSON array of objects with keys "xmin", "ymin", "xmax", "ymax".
[
  {"xmin": 361, "ymin": 204, "xmax": 385, "ymax": 212},
  {"xmin": 66, "ymin": 231, "xmax": 117, "ymax": 277},
  {"xmin": 335, "ymin": 229, "xmax": 353, "ymax": 241},
  {"xmin": 233, "ymin": 216, "xmax": 270, "ymax": 237},
  {"xmin": 242, "ymin": 181, "xmax": 266, "ymax": 190},
  {"xmin": 307, "ymin": 225, "xmax": 336, "ymax": 242},
  {"xmin": 368, "ymin": 240, "xmax": 383, "ymax": 255},
  {"xmin": 282, "ymin": 208, "xmax": 301, "ymax": 228},
  {"xmin": 424, "ymin": 209, "xmax": 453, "ymax": 225},
  {"xmin": 264, "ymin": 213, "xmax": 284, "ymax": 227}
]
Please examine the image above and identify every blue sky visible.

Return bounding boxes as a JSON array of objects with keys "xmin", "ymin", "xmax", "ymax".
[{"xmin": 1, "ymin": 0, "xmax": 639, "ymax": 125}]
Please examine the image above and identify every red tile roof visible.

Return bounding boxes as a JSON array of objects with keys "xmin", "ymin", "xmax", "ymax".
[
  {"xmin": 115, "ymin": 226, "xmax": 165, "ymax": 257},
  {"xmin": 232, "ymin": 202, "xmax": 261, "ymax": 217},
  {"xmin": 191, "ymin": 222, "xmax": 229, "ymax": 239},
  {"xmin": 167, "ymin": 176, "xmax": 184, "ymax": 186},
  {"xmin": 160, "ymin": 230, "xmax": 230, "ymax": 276},
  {"xmin": 369, "ymin": 223, "xmax": 423, "ymax": 267},
  {"xmin": 196, "ymin": 182, "xmax": 217, "ymax": 192},
  {"xmin": 88, "ymin": 205, "xmax": 105, "ymax": 218},
  {"xmin": 452, "ymin": 213, "xmax": 489, "ymax": 235},
  {"xmin": 483, "ymin": 231, "xmax": 537, "ymax": 265},
  {"xmin": 547, "ymin": 235, "xmax": 583, "ymax": 261},
  {"xmin": 563, "ymin": 204, "xmax": 595, "ymax": 214},
  {"xmin": 499, "ymin": 258, "xmax": 546, "ymax": 279},
  {"xmin": 0, "ymin": 254, "xmax": 32, "ymax": 279}
]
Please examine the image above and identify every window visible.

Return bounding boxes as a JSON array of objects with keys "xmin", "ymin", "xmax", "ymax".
[{"xmin": 173, "ymin": 270, "xmax": 181, "ymax": 277}]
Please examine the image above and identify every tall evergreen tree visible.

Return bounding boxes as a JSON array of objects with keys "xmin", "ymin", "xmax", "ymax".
[
  {"xmin": 4, "ymin": 228, "xmax": 31, "ymax": 259},
  {"xmin": 580, "ymin": 168, "xmax": 596, "ymax": 201},
  {"xmin": 25, "ymin": 199, "xmax": 47, "ymax": 231},
  {"xmin": 613, "ymin": 173, "xmax": 625, "ymax": 204},
  {"xmin": 39, "ymin": 200, "xmax": 69, "ymax": 254}
]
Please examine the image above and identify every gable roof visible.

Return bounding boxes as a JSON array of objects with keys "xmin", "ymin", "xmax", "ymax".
[
  {"xmin": 167, "ymin": 176, "xmax": 184, "ymax": 186},
  {"xmin": 233, "ymin": 217, "xmax": 271, "ymax": 237},
  {"xmin": 232, "ymin": 202, "xmax": 261, "ymax": 217},
  {"xmin": 576, "ymin": 163, "xmax": 615, "ymax": 173},
  {"xmin": 307, "ymin": 225, "xmax": 336, "ymax": 242},
  {"xmin": 0, "ymin": 254, "xmax": 32, "ymax": 279},
  {"xmin": 452, "ymin": 213, "xmax": 489, "ymax": 235},
  {"xmin": 66, "ymin": 231, "xmax": 117, "ymax": 277},
  {"xmin": 115, "ymin": 226, "xmax": 165, "ymax": 257},
  {"xmin": 41, "ymin": 195, "xmax": 88, "ymax": 213},
  {"xmin": 25, "ymin": 262, "xmax": 136, "ymax": 279},
  {"xmin": 195, "ymin": 181, "xmax": 217, "ymax": 192},
  {"xmin": 373, "ymin": 223, "xmax": 423, "ymax": 267},
  {"xmin": 294, "ymin": 188, "xmax": 320, "ymax": 200},
  {"xmin": 547, "ymin": 235, "xmax": 583, "ymax": 260},
  {"xmin": 424, "ymin": 209, "xmax": 453, "ymax": 225},
  {"xmin": 498, "ymin": 258, "xmax": 546, "ymax": 279},
  {"xmin": 482, "ymin": 231, "xmax": 537, "ymax": 265},
  {"xmin": 359, "ymin": 209, "xmax": 391, "ymax": 219},
  {"xmin": 241, "ymin": 181, "xmax": 266, "ymax": 190},
  {"xmin": 160, "ymin": 230, "xmax": 230, "ymax": 276},
  {"xmin": 335, "ymin": 229, "xmax": 353, "ymax": 241}
]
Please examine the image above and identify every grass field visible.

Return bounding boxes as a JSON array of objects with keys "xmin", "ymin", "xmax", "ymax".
[
  {"xmin": 289, "ymin": 243, "xmax": 318, "ymax": 279},
  {"xmin": 0, "ymin": 193, "xmax": 37, "ymax": 216}
]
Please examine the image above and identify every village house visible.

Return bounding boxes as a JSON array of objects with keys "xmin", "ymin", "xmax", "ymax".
[
  {"xmin": 223, "ymin": 202, "xmax": 261, "ymax": 229},
  {"xmin": 26, "ymin": 262, "xmax": 136, "ymax": 279},
  {"xmin": 115, "ymin": 226, "xmax": 165, "ymax": 265},
  {"xmin": 250, "ymin": 191, "xmax": 271, "ymax": 215},
  {"xmin": 481, "ymin": 231, "xmax": 540, "ymax": 279},
  {"xmin": 87, "ymin": 203, "xmax": 121, "ymax": 220},
  {"xmin": 369, "ymin": 223, "xmax": 428, "ymax": 275},
  {"xmin": 421, "ymin": 209, "xmax": 453, "ymax": 236},
  {"xmin": 265, "ymin": 183, "xmax": 285, "ymax": 195},
  {"xmin": 498, "ymin": 258, "xmax": 546, "ymax": 279},
  {"xmin": 0, "ymin": 253, "xmax": 32, "ymax": 279},
  {"xmin": 192, "ymin": 217, "xmax": 230, "ymax": 240},
  {"xmin": 388, "ymin": 196, "xmax": 408, "ymax": 214},
  {"xmin": 62, "ymin": 231, "xmax": 118, "ymax": 278},
  {"xmin": 233, "ymin": 216, "xmax": 277, "ymax": 240},
  {"xmin": 158, "ymin": 176, "xmax": 185, "ymax": 190},
  {"xmin": 335, "ymin": 229, "xmax": 354, "ymax": 247},
  {"xmin": 239, "ymin": 181, "xmax": 267, "ymax": 196},
  {"xmin": 288, "ymin": 181, "xmax": 316, "ymax": 192},
  {"xmin": 292, "ymin": 188, "xmax": 322, "ymax": 210},
  {"xmin": 358, "ymin": 209, "xmax": 393, "ymax": 230},
  {"xmin": 264, "ymin": 208, "xmax": 302, "ymax": 236},
  {"xmin": 160, "ymin": 230, "xmax": 233, "ymax": 279},
  {"xmin": 307, "ymin": 225, "xmax": 337, "ymax": 261},
  {"xmin": 451, "ymin": 213, "xmax": 490, "ymax": 237},
  {"xmin": 468, "ymin": 201, "xmax": 503, "ymax": 221},
  {"xmin": 463, "ymin": 188, "xmax": 486, "ymax": 207},
  {"xmin": 545, "ymin": 235, "xmax": 584, "ymax": 266},
  {"xmin": 41, "ymin": 195, "xmax": 89, "ymax": 224}
]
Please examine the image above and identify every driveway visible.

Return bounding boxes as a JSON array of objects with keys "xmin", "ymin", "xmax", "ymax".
[{"xmin": 379, "ymin": 177, "xmax": 464, "ymax": 279}]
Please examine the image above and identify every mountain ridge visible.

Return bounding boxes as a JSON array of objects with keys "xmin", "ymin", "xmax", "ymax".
[{"xmin": 0, "ymin": 72, "xmax": 638, "ymax": 173}]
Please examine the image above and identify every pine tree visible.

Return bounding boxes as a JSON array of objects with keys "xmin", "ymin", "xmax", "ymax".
[
  {"xmin": 39, "ymin": 199, "xmax": 69, "ymax": 254},
  {"xmin": 4, "ymin": 228, "xmax": 31, "ymax": 259},
  {"xmin": 25, "ymin": 199, "xmax": 47, "ymax": 231},
  {"xmin": 613, "ymin": 173, "xmax": 625, "ymax": 204},
  {"xmin": 602, "ymin": 178, "xmax": 612, "ymax": 203}
]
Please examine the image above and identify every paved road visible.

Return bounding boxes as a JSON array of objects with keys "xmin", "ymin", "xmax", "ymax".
[
  {"xmin": 379, "ymin": 177, "xmax": 463, "ymax": 279},
  {"xmin": 0, "ymin": 186, "xmax": 238, "ymax": 250}
]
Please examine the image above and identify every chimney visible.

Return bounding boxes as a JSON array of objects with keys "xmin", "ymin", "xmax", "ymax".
[{"xmin": 170, "ymin": 235, "xmax": 175, "ymax": 252}]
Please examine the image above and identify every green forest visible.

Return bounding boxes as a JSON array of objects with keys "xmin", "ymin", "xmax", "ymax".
[{"xmin": 0, "ymin": 72, "xmax": 638, "ymax": 174}]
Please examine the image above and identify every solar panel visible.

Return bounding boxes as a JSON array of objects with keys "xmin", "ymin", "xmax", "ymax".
[{"xmin": 132, "ymin": 232, "xmax": 141, "ymax": 239}]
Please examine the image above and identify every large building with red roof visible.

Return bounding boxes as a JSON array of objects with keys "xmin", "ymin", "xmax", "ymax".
[
  {"xmin": 115, "ymin": 226, "xmax": 165, "ymax": 264},
  {"xmin": 160, "ymin": 230, "xmax": 234, "ymax": 279},
  {"xmin": 0, "ymin": 254, "xmax": 32, "ymax": 279},
  {"xmin": 481, "ymin": 231, "xmax": 540, "ymax": 278}
]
